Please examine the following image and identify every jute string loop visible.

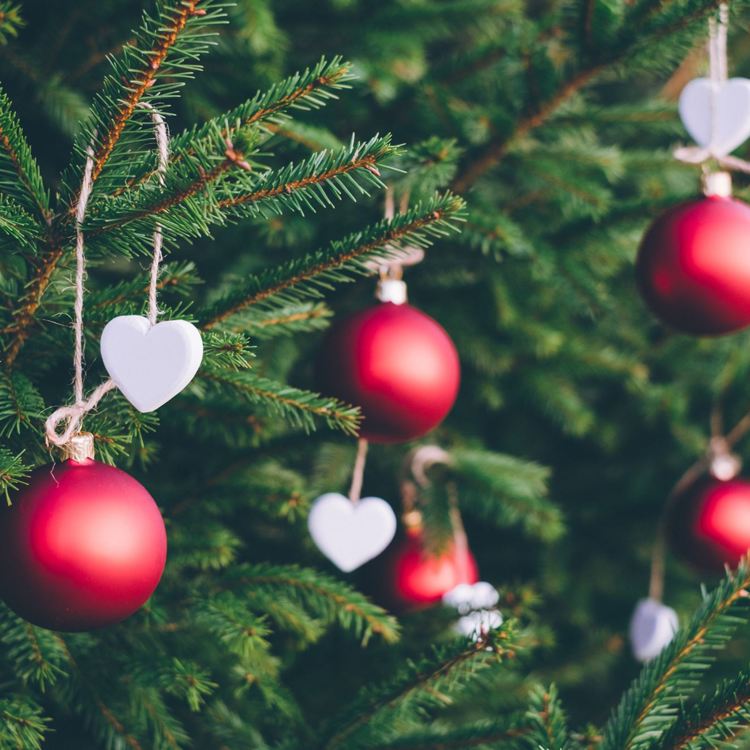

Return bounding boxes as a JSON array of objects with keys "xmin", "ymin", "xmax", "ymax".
[
  {"xmin": 347, "ymin": 438, "xmax": 369, "ymax": 505},
  {"xmin": 673, "ymin": 3, "xmax": 750, "ymax": 173},
  {"xmin": 45, "ymin": 106, "xmax": 170, "ymax": 449}
]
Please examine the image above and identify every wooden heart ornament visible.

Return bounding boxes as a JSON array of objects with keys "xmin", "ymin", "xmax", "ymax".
[
  {"xmin": 443, "ymin": 581, "xmax": 499, "ymax": 615},
  {"xmin": 679, "ymin": 77, "xmax": 750, "ymax": 156},
  {"xmin": 100, "ymin": 315, "xmax": 203, "ymax": 413},
  {"xmin": 629, "ymin": 598, "xmax": 678, "ymax": 663},
  {"xmin": 308, "ymin": 493, "xmax": 397, "ymax": 572}
]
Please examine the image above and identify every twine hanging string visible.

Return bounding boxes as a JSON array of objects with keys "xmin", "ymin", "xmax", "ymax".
[
  {"xmin": 45, "ymin": 105, "xmax": 170, "ymax": 449},
  {"xmin": 348, "ymin": 438, "xmax": 369, "ymax": 504},
  {"xmin": 673, "ymin": 3, "xmax": 750, "ymax": 174},
  {"xmin": 364, "ymin": 188, "xmax": 425, "ymax": 280}
]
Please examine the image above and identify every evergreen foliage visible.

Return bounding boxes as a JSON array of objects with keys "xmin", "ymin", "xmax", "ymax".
[{"xmin": 1, "ymin": 0, "xmax": 750, "ymax": 748}]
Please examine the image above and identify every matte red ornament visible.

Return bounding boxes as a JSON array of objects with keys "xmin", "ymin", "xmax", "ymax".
[
  {"xmin": 377, "ymin": 526, "xmax": 478, "ymax": 611},
  {"xmin": 667, "ymin": 475, "xmax": 750, "ymax": 572},
  {"xmin": 0, "ymin": 443, "xmax": 167, "ymax": 631},
  {"xmin": 635, "ymin": 195, "xmax": 750, "ymax": 336},
  {"xmin": 316, "ymin": 301, "xmax": 460, "ymax": 443}
]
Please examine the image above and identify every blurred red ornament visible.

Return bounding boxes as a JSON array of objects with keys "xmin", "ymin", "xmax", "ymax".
[
  {"xmin": 378, "ymin": 526, "xmax": 478, "ymax": 611},
  {"xmin": 316, "ymin": 292, "xmax": 460, "ymax": 443},
  {"xmin": 668, "ymin": 476, "xmax": 750, "ymax": 571},
  {"xmin": 0, "ymin": 435, "xmax": 167, "ymax": 631},
  {"xmin": 635, "ymin": 194, "xmax": 750, "ymax": 335}
]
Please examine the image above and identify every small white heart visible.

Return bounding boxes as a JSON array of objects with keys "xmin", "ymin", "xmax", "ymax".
[
  {"xmin": 679, "ymin": 77, "xmax": 750, "ymax": 156},
  {"xmin": 455, "ymin": 609, "xmax": 503, "ymax": 639},
  {"xmin": 308, "ymin": 493, "xmax": 396, "ymax": 572},
  {"xmin": 100, "ymin": 315, "xmax": 204, "ymax": 413},
  {"xmin": 629, "ymin": 598, "xmax": 678, "ymax": 662},
  {"xmin": 443, "ymin": 581, "xmax": 499, "ymax": 614}
]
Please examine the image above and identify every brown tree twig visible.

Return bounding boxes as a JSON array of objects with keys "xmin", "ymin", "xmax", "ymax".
[{"xmin": 202, "ymin": 207, "xmax": 442, "ymax": 329}]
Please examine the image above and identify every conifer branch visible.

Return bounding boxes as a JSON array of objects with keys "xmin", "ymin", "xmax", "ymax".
[
  {"xmin": 116, "ymin": 57, "xmax": 352, "ymax": 195},
  {"xmin": 601, "ymin": 561, "xmax": 750, "ymax": 750},
  {"xmin": 451, "ymin": 0, "xmax": 721, "ymax": 192},
  {"xmin": 199, "ymin": 369, "xmax": 362, "ymax": 435},
  {"xmin": 367, "ymin": 721, "xmax": 528, "ymax": 750},
  {"xmin": 202, "ymin": 193, "xmax": 465, "ymax": 329},
  {"xmin": 0, "ymin": 84, "xmax": 49, "ymax": 221},
  {"xmin": 87, "ymin": 0, "xmax": 204, "ymax": 187},
  {"xmin": 655, "ymin": 671, "xmax": 750, "ymax": 749},
  {"xmin": 317, "ymin": 627, "xmax": 518, "ymax": 750},
  {"xmin": 451, "ymin": 66, "xmax": 602, "ymax": 192},
  {"xmin": 229, "ymin": 563, "xmax": 400, "ymax": 645},
  {"xmin": 2, "ymin": 245, "xmax": 63, "ymax": 367}
]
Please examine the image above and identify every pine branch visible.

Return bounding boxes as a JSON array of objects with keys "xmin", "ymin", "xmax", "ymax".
[
  {"xmin": 449, "ymin": 448, "xmax": 561, "ymax": 542},
  {"xmin": 226, "ymin": 562, "xmax": 400, "ymax": 646},
  {"xmin": 122, "ymin": 55, "xmax": 353, "ymax": 191},
  {"xmin": 69, "ymin": 0, "xmax": 228, "ymax": 197},
  {"xmin": 0, "ymin": 3, "xmax": 23, "ymax": 45},
  {"xmin": 600, "ymin": 561, "xmax": 750, "ymax": 750},
  {"xmin": 199, "ymin": 368, "xmax": 362, "ymax": 435},
  {"xmin": 525, "ymin": 685, "xmax": 570, "ymax": 750},
  {"xmin": 0, "ymin": 448, "xmax": 28, "ymax": 502},
  {"xmin": 202, "ymin": 193, "xmax": 466, "ymax": 329},
  {"xmin": 85, "ymin": 135, "xmax": 398, "ymax": 250},
  {"xmin": 450, "ymin": 0, "xmax": 721, "ymax": 191},
  {"xmin": 366, "ymin": 719, "xmax": 529, "ymax": 750},
  {"xmin": 316, "ymin": 626, "xmax": 519, "ymax": 750},
  {"xmin": 0, "ymin": 194, "xmax": 42, "ymax": 249},
  {"xmin": 0, "ymin": 370, "xmax": 46, "ymax": 437},
  {"xmin": 2, "ymin": 244, "xmax": 63, "ymax": 367},
  {"xmin": 0, "ymin": 605, "xmax": 70, "ymax": 689},
  {"xmin": 0, "ymin": 84, "xmax": 49, "ymax": 221},
  {"xmin": 232, "ymin": 302, "xmax": 332, "ymax": 339},
  {"xmin": 655, "ymin": 670, "xmax": 750, "ymax": 749},
  {"xmin": 0, "ymin": 696, "xmax": 49, "ymax": 750}
]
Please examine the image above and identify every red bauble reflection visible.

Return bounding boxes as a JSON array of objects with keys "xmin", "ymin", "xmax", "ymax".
[
  {"xmin": 668, "ymin": 476, "xmax": 750, "ymax": 571},
  {"xmin": 635, "ymin": 196, "xmax": 750, "ymax": 335},
  {"xmin": 316, "ymin": 302, "xmax": 460, "ymax": 443},
  {"xmin": 377, "ymin": 526, "xmax": 478, "ymax": 611},
  {"xmin": 0, "ymin": 457, "xmax": 167, "ymax": 631}
]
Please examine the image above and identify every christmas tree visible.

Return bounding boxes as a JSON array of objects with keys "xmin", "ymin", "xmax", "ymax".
[{"xmin": 2, "ymin": 0, "xmax": 750, "ymax": 748}]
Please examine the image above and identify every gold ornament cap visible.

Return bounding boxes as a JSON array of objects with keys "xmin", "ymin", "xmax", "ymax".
[{"xmin": 64, "ymin": 432, "xmax": 95, "ymax": 463}]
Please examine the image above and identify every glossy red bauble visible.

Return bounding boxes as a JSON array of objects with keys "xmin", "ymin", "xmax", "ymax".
[
  {"xmin": 667, "ymin": 476, "xmax": 750, "ymax": 572},
  {"xmin": 635, "ymin": 195, "xmax": 750, "ymax": 335},
  {"xmin": 316, "ymin": 302, "xmax": 460, "ymax": 443},
  {"xmin": 0, "ymin": 456, "xmax": 167, "ymax": 631},
  {"xmin": 377, "ymin": 527, "xmax": 478, "ymax": 611}
]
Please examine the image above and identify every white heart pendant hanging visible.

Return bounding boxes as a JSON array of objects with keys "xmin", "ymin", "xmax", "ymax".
[
  {"xmin": 679, "ymin": 77, "xmax": 750, "ymax": 157},
  {"xmin": 100, "ymin": 315, "xmax": 203, "ymax": 413},
  {"xmin": 629, "ymin": 598, "xmax": 678, "ymax": 663},
  {"xmin": 308, "ymin": 493, "xmax": 397, "ymax": 572}
]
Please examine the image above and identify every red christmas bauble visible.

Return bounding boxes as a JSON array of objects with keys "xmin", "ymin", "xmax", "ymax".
[
  {"xmin": 316, "ymin": 301, "xmax": 460, "ymax": 443},
  {"xmin": 635, "ymin": 195, "xmax": 750, "ymax": 336},
  {"xmin": 0, "ymin": 451, "xmax": 167, "ymax": 631},
  {"xmin": 668, "ymin": 475, "xmax": 750, "ymax": 571},
  {"xmin": 377, "ymin": 526, "xmax": 478, "ymax": 611}
]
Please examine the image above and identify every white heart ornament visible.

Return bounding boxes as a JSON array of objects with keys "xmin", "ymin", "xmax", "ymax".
[
  {"xmin": 308, "ymin": 493, "xmax": 396, "ymax": 572},
  {"xmin": 679, "ymin": 77, "xmax": 750, "ymax": 156},
  {"xmin": 443, "ymin": 581, "xmax": 499, "ymax": 615},
  {"xmin": 455, "ymin": 609, "xmax": 503, "ymax": 639},
  {"xmin": 100, "ymin": 315, "xmax": 203, "ymax": 413},
  {"xmin": 629, "ymin": 598, "xmax": 678, "ymax": 663}
]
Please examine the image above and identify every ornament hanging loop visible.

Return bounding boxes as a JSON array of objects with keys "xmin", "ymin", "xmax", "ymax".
[
  {"xmin": 45, "ymin": 103, "xmax": 171, "ymax": 453},
  {"xmin": 348, "ymin": 438, "xmax": 369, "ymax": 505}
]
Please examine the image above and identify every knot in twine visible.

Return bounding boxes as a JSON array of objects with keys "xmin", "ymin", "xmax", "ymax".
[{"xmin": 45, "ymin": 103, "xmax": 170, "ymax": 450}]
